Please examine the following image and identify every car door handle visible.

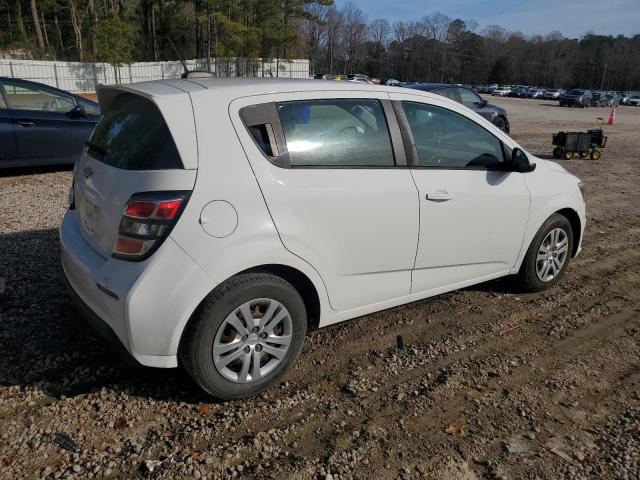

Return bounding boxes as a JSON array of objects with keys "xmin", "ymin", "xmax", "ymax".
[
  {"xmin": 16, "ymin": 120, "xmax": 35, "ymax": 127},
  {"xmin": 425, "ymin": 191, "xmax": 452, "ymax": 202}
]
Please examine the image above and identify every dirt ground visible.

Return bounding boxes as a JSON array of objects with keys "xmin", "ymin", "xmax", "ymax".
[{"xmin": 1, "ymin": 97, "xmax": 639, "ymax": 480}]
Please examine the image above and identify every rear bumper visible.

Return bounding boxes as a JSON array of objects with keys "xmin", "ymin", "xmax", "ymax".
[
  {"xmin": 59, "ymin": 209, "xmax": 216, "ymax": 368},
  {"xmin": 61, "ymin": 264, "xmax": 139, "ymax": 365}
]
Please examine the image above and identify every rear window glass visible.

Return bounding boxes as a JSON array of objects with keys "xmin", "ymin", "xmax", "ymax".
[{"xmin": 88, "ymin": 93, "xmax": 182, "ymax": 170}]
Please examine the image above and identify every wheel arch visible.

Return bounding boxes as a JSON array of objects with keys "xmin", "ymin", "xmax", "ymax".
[
  {"xmin": 177, "ymin": 264, "xmax": 322, "ymax": 359},
  {"xmin": 555, "ymin": 207, "xmax": 581, "ymax": 257},
  {"xmin": 239, "ymin": 264, "xmax": 321, "ymax": 331}
]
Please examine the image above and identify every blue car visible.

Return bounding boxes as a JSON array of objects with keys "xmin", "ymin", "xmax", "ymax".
[
  {"xmin": 0, "ymin": 77, "xmax": 100, "ymax": 168},
  {"xmin": 404, "ymin": 83, "xmax": 510, "ymax": 133}
]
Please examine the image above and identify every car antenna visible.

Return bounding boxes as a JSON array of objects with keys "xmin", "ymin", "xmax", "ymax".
[{"xmin": 167, "ymin": 37, "xmax": 213, "ymax": 79}]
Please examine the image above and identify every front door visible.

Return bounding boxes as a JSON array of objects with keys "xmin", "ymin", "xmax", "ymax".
[
  {"xmin": 0, "ymin": 88, "xmax": 16, "ymax": 162},
  {"xmin": 391, "ymin": 92, "xmax": 530, "ymax": 294},
  {"xmin": 2, "ymin": 78, "xmax": 95, "ymax": 163},
  {"xmin": 232, "ymin": 93, "xmax": 419, "ymax": 312}
]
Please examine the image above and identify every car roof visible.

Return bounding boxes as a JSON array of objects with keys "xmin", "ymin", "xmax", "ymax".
[
  {"xmin": 405, "ymin": 83, "xmax": 452, "ymax": 91},
  {"xmin": 96, "ymin": 77, "xmax": 446, "ymax": 110}
]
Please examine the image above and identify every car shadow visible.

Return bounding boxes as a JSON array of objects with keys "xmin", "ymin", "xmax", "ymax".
[
  {"xmin": 0, "ymin": 228, "xmax": 211, "ymax": 404},
  {"xmin": 0, "ymin": 227, "xmax": 528, "ymax": 404}
]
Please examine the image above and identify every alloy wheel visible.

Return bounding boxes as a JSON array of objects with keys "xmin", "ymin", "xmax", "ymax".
[
  {"xmin": 213, "ymin": 298, "xmax": 292, "ymax": 383},
  {"xmin": 536, "ymin": 228, "xmax": 569, "ymax": 282}
]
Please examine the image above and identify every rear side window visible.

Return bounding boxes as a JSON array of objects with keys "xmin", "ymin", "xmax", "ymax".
[
  {"xmin": 276, "ymin": 99, "xmax": 394, "ymax": 167},
  {"xmin": 88, "ymin": 93, "xmax": 182, "ymax": 170}
]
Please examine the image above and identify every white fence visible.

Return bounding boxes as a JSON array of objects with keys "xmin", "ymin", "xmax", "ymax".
[{"xmin": 0, "ymin": 58, "xmax": 311, "ymax": 93}]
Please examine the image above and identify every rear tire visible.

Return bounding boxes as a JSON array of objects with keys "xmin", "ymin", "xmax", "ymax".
[
  {"xmin": 564, "ymin": 151, "xmax": 574, "ymax": 160},
  {"xmin": 180, "ymin": 273, "xmax": 307, "ymax": 400},
  {"xmin": 515, "ymin": 214, "xmax": 573, "ymax": 292},
  {"xmin": 552, "ymin": 147, "xmax": 563, "ymax": 158}
]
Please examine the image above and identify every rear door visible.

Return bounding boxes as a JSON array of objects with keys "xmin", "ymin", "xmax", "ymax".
[
  {"xmin": 2, "ymin": 78, "xmax": 95, "ymax": 163},
  {"xmin": 231, "ymin": 92, "xmax": 419, "ymax": 312},
  {"xmin": 73, "ymin": 90, "xmax": 197, "ymax": 258},
  {"xmin": 0, "ymin": 84, "xmax": 17, "ymax": 161},
  {"xmin": 390, "ymin": 92, "xmax": 530, "ymax": 294}
]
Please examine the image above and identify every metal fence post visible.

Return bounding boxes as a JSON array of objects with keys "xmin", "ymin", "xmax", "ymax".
[
  {"xmin": 9, "ymin": 61, "xmax": 14, "ymax": 78},
  {"xmin": 93, "ymin": 63, "xmax": 98, "ymax": 91},
  {"xmin": 53, "ymin": 64, "xmax": 59, "ymax": 88},
  {"xmin": 128, "ymin": 64, "xmax": 132, "ymax": 84}
]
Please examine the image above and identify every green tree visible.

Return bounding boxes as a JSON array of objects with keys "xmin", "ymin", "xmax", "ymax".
[
  {"xmin": 95, "ymin": 10, "xmax": 134, "ymax": 83},
  {"xmin": 489, "ymin": 56, "xmax": 515, "ymax": 84}
]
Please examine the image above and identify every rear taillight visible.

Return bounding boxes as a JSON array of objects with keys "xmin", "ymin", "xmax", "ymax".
[{"xmin": 113, "ymin": 192, "xmax": 189, "ymax": 261}]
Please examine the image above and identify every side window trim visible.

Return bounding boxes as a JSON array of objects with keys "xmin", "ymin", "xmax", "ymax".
[
  {"xmin": 393, "ymin": 99, "xmax": 507, "ymax": 170},
  {"xmin": 241, "ymin": 98, "xmax": 409, "ymax": 169},
  {"xmin": 239, "ymin": 102, "xmax": 291, "ymax": 168},
  {"xmin": 0, "ymin": 82, "xmax": 7, "ymax": 110}
]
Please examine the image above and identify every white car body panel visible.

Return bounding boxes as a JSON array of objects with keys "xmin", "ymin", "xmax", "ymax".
[
  {"xmin": 389, "ymin": 91, "xmax": 531, "ymax": 292},
  {"xmin": 59, "ymin": 79, "xmax": 586, "ymax": 367},
  {"xmin": 228, "ymin": 91, "xmax": 418, "ymax": 311}
]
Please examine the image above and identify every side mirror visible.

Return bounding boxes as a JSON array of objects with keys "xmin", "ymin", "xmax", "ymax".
[
  {"xmin": 511, "ymin": 147, "xmax": 536, "ymax": 173},
  {"xmin": 68, "ymin": 103, "xmax": 87, "ymax": 117}
]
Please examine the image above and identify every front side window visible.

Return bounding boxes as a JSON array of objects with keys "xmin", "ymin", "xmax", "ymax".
[
  {"xmin": 457, "ymin": 87, "xmax": 484, "ymax": 108},
  {"xmin": 276, "ymin": 99, "xmax": 394, "ymax": 167},
  {"xmin": 88, "ymin": 93, "xmax": 182, "ymax": 170},
  {"xmin": 78, "ymin": 98, "xmax": 101, "ymax": 115},
  {"xmin": 402, "ymin": 101, "xmax": 504, "ymax": 169},
  {"xmin": 2, "ymin": 79, "xmax": 75, "ymax": 112}
]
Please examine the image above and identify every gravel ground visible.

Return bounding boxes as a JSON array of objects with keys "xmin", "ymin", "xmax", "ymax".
[{"xmin": 1, "ymin": 97, "xmax": 639, "ymax": 480}]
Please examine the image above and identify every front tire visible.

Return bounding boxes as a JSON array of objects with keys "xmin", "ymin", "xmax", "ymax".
[
  {"xmin": 493, "ymin": 116, "xmax": 508, "ymax": 132},
  {"xmin": 515, "ymin": 214, "xmax": 573, "ymax": 292},
  {"xmin": 180, "ymin": 273, "xmax": 307, "ymax": 400}
]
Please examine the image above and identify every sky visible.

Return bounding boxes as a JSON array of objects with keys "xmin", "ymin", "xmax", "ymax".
[{"xmin": 334, "ymin": 0, "xmax": 640, "ymax": 39}]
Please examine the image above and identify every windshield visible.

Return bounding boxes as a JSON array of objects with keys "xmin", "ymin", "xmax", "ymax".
[{"xmin": 566, "ymin": 89, "xmax": 584, "ymax": 96}]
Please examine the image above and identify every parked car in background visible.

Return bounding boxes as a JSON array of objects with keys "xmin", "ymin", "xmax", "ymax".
[
  {"xmin": 559, "ymin": 89, "xmax": 592, "ymax": 108},
  {"xmin": 590, "ymin": 92, "xmax": 608, "ymax": 107},
  {"xmin": 405, "ymin": 83, "xmax": 510, "ymax": 132},
  {"xmin": 0, "ymin": 77, "xmax": 100, "ymax": 168},
  {"xmin": 313, "ymin": 73, "xmax": 336, "ymax": 80},
  {"xmin": 543, "ymin": 89, "xmax": 563, "ymax": 99},
  {"xmin": 384, "ymin": 79, "xmax": 401, "ymax": 86},
  {"xmin": 510, "ymin": 87, "xmax": 529, "ymax": 98},
  {"xmin": 530, "ymin": 88, "xmax": 546, "ymax": 99},
  {"xmin": 604, "ymin": 93, "xmax": 619, "ymax": 107},
  {"xmin": 627, "ymin": 95, "xmax": 640, "ymax": 106},
  {"xmin": 60, "ymin": 78, "xmax": 585, "ymax": 399},
  {"xmin": 619, "ymin": 92, "xmax": 632, "ymax": 105},
  {"xmin": 347, "ymin": 74, "xmax": 369, "ymax": 83},
  {"xmin": 492, "ymin": 86, "xmax": 512, "ymax": 97}
]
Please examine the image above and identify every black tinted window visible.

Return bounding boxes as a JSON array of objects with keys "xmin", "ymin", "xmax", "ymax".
[
  {"xmin": 276, "ymin": 99, "xmax": 394, "ymax": 167},
  {"xmin": 402, "ymin": 102, "xmax": 504, "ymax": 169},
  {"xmin": 88, "ymin": 93, "xmax": 182, "ymax": 170}
]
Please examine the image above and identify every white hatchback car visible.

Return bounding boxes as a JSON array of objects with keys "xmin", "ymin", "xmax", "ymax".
[{"xmin": 60, "ymin": 79, "xmax": 585, "ymax": 399}]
